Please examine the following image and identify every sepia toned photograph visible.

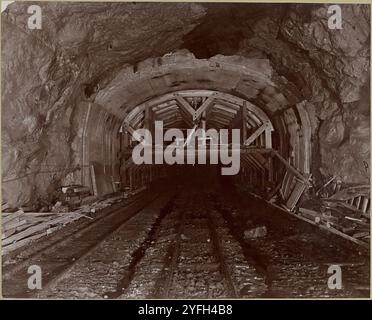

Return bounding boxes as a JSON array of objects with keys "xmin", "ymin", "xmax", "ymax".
[{"xmin": 1, "ymin": 1, "xmax": 370, "ymax": 301}]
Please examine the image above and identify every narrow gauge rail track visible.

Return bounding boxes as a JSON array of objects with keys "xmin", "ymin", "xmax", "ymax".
[
  {"xmin": 150, "ymin": 206, "xmax": 238, "ymax": 298},
  {"xmin": 118, "ymin": 188, "xmax": 266, "ymax": 299},
  {"xmin": 2, "ymin": 188, "xmax": 165, "ymax": 298}
]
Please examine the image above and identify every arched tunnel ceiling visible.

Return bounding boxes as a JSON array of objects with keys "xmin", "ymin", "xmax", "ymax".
[
  {"xmin": 94, "ymin": 52, "xmax": 292, "ymax": 120},
  {"xmin": 123, "ymin": 89, "xmax": 274, "ymax": 132}
]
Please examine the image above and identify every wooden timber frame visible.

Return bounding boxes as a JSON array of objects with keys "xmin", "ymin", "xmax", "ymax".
[{"xmin": 119, "ymin": 90, "xmax": 311, "ymax": 211}]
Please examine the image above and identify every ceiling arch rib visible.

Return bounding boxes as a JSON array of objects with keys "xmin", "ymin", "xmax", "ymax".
[{"xmin": 123, "ymin": 90, "xmax": 274, "ymax": 142}]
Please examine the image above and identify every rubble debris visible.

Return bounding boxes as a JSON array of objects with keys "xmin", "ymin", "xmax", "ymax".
[
  {"xmin": 244, "ymin": 226, "xmax": 267, "ymax": 239},
  {"xmin": 296, "ymin": 184, "xmax": 370, "ymax": 247},
  {"xmin": 329, "ymin": 185, "xmax": 370, "ymax": 201},
  {"xmin": 315, "ymin": 176, "xmax": 337, "ymax": 196},
  {"xmin": 2, "ymin": 202, "xmax": 11, "ymax": 212},
  {"xmin": 51, "ymin": 201, "xmax": 69, "ymax": 213},
  {"xmin": 61, "ymin": 185, "xmax": 90, "ymax": 195},
  {"xmin": 1, "ymin": 189, "xmax": 146, "ymax": 255}
]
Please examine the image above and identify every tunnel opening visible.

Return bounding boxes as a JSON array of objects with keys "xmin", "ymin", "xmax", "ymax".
[
  {"xmin": 1, "ymin": 2, "xmax": 370, "ymax": 299},
  {"xmin": 82, "ymin": 81, "xmax": 311, "ymax": 214}
]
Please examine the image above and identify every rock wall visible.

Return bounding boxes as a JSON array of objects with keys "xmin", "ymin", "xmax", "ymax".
[
  {"xmin": 184, "ymin": 3, "xmax": 370, "ymax": 184},
  {"xmin": 1, "ymin": 2, "xmax": 205, "ymax": 207}
]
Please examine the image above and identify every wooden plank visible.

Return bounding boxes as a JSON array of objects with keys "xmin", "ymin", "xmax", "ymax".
[
  {"xmin": 252, "ymin": 152, "xmax": 270, "ymax": 170},
  {"xmin": 2, "ymin": 214, "xmax": 80, "ymax": 246},
  {"xmin": 194, "ymin": 95, "xmax": 215, "ymax": 121},
  {"xmin": 296, "ymin": 102, "xmax": 312, "ymax": 174},
  {"xmin": 325, "ymin": 199, "xmax": 369, "ymax": 216},
  {"xmin": 244, "ymin": 123, "xmax": 268, "ymax": 146},
  {"xmin": 355, "ymin": 196, "xmax": 362, "ymax": 209},
  {"xmin": 242, "ymin": 103, "xmax": 247, "ymax": 143},
  {"xmin": 263, "ymin": 198, "xmax": 369, "ymax": 249},
  {"xmin": 271, "ymin": 150, "xmax": 309, "ymax": 182},
  {"xmin": 1, "ymin": 212, "xmax": 13, "ymax": 217},
  {"xmin": 2, "ymin": 209, "xmax": 24, "ymax": 225},
  {"xmin": 214, "ymin": 104, "xmax": 237, "ymax": 115},
  {"xmin": 243, "ymin": 155, "xmax": 261, "ymax": 171},
  {"xmin": 299, "ymin": 208, "xmax": 321, "ymax": 223},
  {"xmin": 264, "ymin": 127, "xmax": 272, "ymax": 148},
  {"xmin": 21, "ymin": 212, "xmax": 60, "ymax": 217},
  {"xmin": 2, "ymin": 232, "xmax": 47, "ymax": 255},
  {"xmin": 90, "ymin": 164, "xmax": 98, "ymax": 197},
  {"xmin": 2, "ymin": 227, "xmax": 17, "ymax": 240},
  {"xmin": 144, "ymin": 102, "xmax": 152, "ymax": 133},
  {"xmin": 353, "ymin": 231, "xmax": 369, "ymax": 239},
  {"xmin": 3, "ymin": 219, "xmax": 28, "ymax": 232},
  {"xmin": 123, "ymin": 123, "xmax": 143, "ymax": 143},
  {"xmin": 281, "ymin": 171, "xmax": 292, "ymax": 200},
  {"xmin": 2, "ymin": 203, "xmax": 10, "ymax": 211},
  {"xmin": 330, "ymin": 186, "xmax": 370, "ymax": 201},
  {"xmin": 286, "ymin": 179, "xmax": 307, "ymax": 211},
  {"xmin": 174, "ymin": 94, "xmax": 195, "ymax": 117},
  {"xmin": 361, "ymin": 197, "xmax": 369, "ymax": 213},
  {"xmin": 177, "ymin": 106, "xmax": 194, "ymax": 127}
]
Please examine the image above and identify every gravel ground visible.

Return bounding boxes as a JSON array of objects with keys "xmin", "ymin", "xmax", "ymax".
[{"xmin": 4, "ymin": 178, "xmax": 369, "ymax": 299}]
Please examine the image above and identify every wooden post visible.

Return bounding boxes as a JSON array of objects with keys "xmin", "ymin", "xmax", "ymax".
[
  {"xmin": 265, "ymin": 126, "xmax": 272, "ymax": 149},
  {"xmin": 129, "ymin": 168, "xmax": 133, "ymax": 192},
  {"xmin": 361, "ymin": 197, "xmax": 369, "ymax": 213},
  {"xmin": 123, "ymin": 130, "xmax": 129, "ymax": 149},
  {"xmin": 90, "ymin": 164, "xmax": 98, "ymax": 196},
  {"xmin": 355, "ymin": 196, "xmax": 362, "ymax": 209},
  {"xmin": 122, "ymin": 156, "xmax": 127, "ymax": 189},
  {"xmin": 144, "ymin": 102, "xmax": 153, "ymax": 137},
  {"xmin": 267, "ymin": 154, "xmax": 274, "ymax": 183},
  {"xmin": 242, "ymin": 103, "xmax": 247, "ymax": 144}
]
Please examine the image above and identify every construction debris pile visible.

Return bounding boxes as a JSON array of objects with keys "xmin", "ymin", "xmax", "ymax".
[
  {"xmin": 236, "ymin": 177, "xmax": 370, "ymax": 248},
  {"xmin": 298, "ymin": 184, "xmax": 370, "ymax": 248},
  {"xmin": 1, "ymin": 186, "xmax": 146, "ymax": 255}
]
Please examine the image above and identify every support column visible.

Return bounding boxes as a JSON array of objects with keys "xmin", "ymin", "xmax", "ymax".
[{"xmin": 242, "ymin": 102, "xmax": 247, "ymax": 144}]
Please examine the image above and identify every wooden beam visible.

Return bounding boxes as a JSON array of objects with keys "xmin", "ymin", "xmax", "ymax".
[
  {"xmin": 90, "ymin": 164, "xmax": 98, "ymax": 197},
  {"xmin": 174, "ymin": 94, "xmax": 195, "ymax": 117},
  {"xmin": 123, "ymin": 122, "xmax": 143, "ymax": 143},
  {"xmin": 153, "ymin": 104, "xmax": 178, "ymax": 115},
  {"xmin": 244, "ymin": 123, "xmax": 269, "ymax": 146},
  {"xmin": 242, "ymin": 103, "xmax": 247, "ymax": 143},
  {"xmin": 144, "ymin": 103, "xmax": 152, "ymax": 133},
  {"xmin": 265, "ymin": 126, "xmax": 272, "ymax": 148},
  {"xmin": 214, "ymin": 104, "xmax": 238, "ymax": 114},
  {"xmin": 177, "ymin": 107, "xmax": 194, "ymax": 127},
  {"xmin": 194, "ymin": 95, "xmax": 215, "ymax": 121},
  {"xmin": 175, "ymin": 93, "xmax": 217, "ymax": 124},
  {"xmin": 271, "ymin": 150, "xmax": 309, "ymax": 182},
  {"xmin": 213, "ymin": 106, "xmax": 236, "ymax": 118}
]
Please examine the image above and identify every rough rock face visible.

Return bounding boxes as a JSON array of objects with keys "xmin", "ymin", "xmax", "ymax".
[
  {"xmin": 281, "ymin": 5, "xmax": 370, "ymax": 184},
  {"xmin": 1, "ymin": 2, "xmax": 206, "ymax": 206},
  {"xmin": 186, "ymin": 3, "xmax": 370, "ymax": 184},
  {"xmin": 1, "ymin": 3, "xmax": 370, "ymax": 207}
]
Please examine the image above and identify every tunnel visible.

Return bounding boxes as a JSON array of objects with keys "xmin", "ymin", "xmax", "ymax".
[{"xmin": 1, "ymin": 2, "xmax": 370, "ymax": 299}]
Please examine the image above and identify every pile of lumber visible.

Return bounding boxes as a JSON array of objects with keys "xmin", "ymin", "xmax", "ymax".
[
  {"xmin": 298, "ymin": 207, "xmax": 369, "ymax": 248},
  {"xmin": 61, "ymin": 185, "xmax": 93, "ymax": 208},
  {"xmin": 61, "ymin": 185, "xmax": 91, "ymax": 196},
  {"xmin": 298, "ymin": 185, "xmax": 370, "ymax": 247},
  {"xmin": 2, "ymin": 210, "xmax": 87, "ymax": 255},
  {"xmin": 1, "ymin": 192, "xmax": 132, "ymax": 255}
]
